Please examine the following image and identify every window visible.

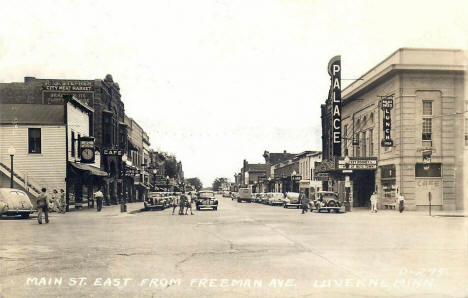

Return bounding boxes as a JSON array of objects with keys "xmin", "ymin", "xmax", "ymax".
[
  {"xmin": 369, "ymin": 113, "xmax": 374, "ymax": 126},
  {"xmin": 71, "ymin": 131, "xmax": 75, "ymax": 157},
  {"xmin": 102, "ymin": 114, "xmax": 111, "ymax": 147},
  {"xmin": 369, "ymin": 129, "xmax": 374, "ymax": 156},
  {"xmin": 361, "ymin": 131, "xmax": 367, "ymax": 157},
  {"xmin": 465, "ymin": 118, "xmax": 468, "ymax": 146},
  {"xmin": 415, "ymin": 163, "xmax": 441, "ymax": 177},
  {"xmin": 423, "ymin": 101, "xmax": 432, "ymax": 116},
  {"xmin": 354, "ymin": 133, "xmax": 360, "ymax": 157},
  {"xmin": 77, "ymin": 134, "xmax": 81, "ymax": 158},
  {"xmin": 343, "ymin": 125, "xmax": 348, "ymax": 154},
  {"xmin": 422, "ymin": 118, "xmax": 432, "ymax": 141},
  {"xmin": 28, "ymin": 128, "xmax": 41, "ymax": 154}
]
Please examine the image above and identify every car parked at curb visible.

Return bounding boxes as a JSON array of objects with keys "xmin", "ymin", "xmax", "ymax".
[
  {"xmin": 0, "ymin": 188, "xmax": 35, "ymax": 218},
  {"xmin": 144, "ymin": 192, "xmax": 168, "ymax": 210},
  {"xmin": 283, "ymin": 192, "xmax": 301, "ymax": 208},
  {"xmin": 312, "ymin": 191, "xmax": 344, "ymax": 213},
  {"xmin": 237, "ymin": 188, "xmax": 252, "ymax": 203},
  {"xmin": 267, "ymin": 192, "xmax": 285, "ymax": 206}
]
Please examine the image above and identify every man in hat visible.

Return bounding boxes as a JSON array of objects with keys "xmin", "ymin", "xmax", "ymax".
[{"xmin": 37, "ymin": 188, "xmax": 49, "ymax": 224}]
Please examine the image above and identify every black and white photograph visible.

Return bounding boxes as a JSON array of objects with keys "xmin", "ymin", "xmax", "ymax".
[{"xmin": 0, "ymin": 1, "xmax": 467, "ymax": 297}]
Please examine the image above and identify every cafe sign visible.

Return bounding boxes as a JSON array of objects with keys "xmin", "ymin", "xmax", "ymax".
[{"xmin": 102, "ymin": 149, "xmax": 124, "ymax": 156}]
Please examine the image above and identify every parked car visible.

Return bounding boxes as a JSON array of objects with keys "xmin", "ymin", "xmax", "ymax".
[
  {"xmin": 196, "ymin": 191, "xmax": 218, "ymax": 210},
  {"xmin": 144, "ymin": 192, "xmax": 168, "ymax": 210},
  {"xmin": 237, "ymin": 188, "xmax": 252, "ymax": 203},
  {"xmin": 267, "ymin": 192, "xmax": 285, "ymax": 206},
  {"xmin": 312, "ymin": 191, "xmax": 344, "ymax": 213},
  {"xmin": 0, "ymin": 188, "xmax": 35, "ymax": 218},
  {"xmin": 222, "ymin": 191, "xmax": 230, "ymax": 197},
  {"xmin": 283, "ymin": 192, "xmax": 301, "ymax": 208}
]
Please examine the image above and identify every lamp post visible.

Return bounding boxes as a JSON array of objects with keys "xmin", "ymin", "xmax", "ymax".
[
  {"xmin": 152, "ymin": 169, "xmax": 157, "ymax": 191},
  {"xmin": 166, "ymin": 175, "xmax": 170, "ymax": 192},
  {"xmin": 121, "ymin": 154, "xmax": 128, "ymax": 212},
  {"xmin": 343, "ymin": 151, "xmax": 351, "ymax": 212},
  {"xmin": 8, "ymin": 146, "xmax": 15, "ymax": 188}
]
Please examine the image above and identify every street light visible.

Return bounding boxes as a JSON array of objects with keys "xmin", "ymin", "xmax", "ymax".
[
  {"xmin": 152, "ymin": 169, "xmax": 157, "ymax": 191},
  {"xmin": 121, "ymin": 154, "xmax": 128, "ymax": 212},
  {"xmin": 8, "ymin": 146, "xmax": 15, "ymax": 188},
  {"xmin": 166, "ymin": 175, "xmax": 170, "ymax": 192}
]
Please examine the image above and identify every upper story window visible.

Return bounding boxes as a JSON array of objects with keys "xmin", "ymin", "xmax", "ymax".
[
  {"xmin": 28, "ymin": 128, "xmax": 41, "ymax": 154},
  {"xmin": 423, "ymin": 101, "xmax": 432, "ymax": 116},
  {"xmin": 422, "ymin": 118, "xmax": 432, "ymax": 141}
]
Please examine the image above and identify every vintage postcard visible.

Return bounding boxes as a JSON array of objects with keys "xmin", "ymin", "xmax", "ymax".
[{"xmin": 0, "ymin": 1, "xmax": 467, "ymax": 297}]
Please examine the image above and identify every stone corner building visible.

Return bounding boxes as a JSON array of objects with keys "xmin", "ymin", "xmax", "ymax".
[{"xmin": 320, "ymin": 48, "xmax": 466, "ymax": 211}]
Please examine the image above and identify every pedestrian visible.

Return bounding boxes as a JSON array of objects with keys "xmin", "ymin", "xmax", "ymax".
[
  {"xmin": 179, "ymin": 191, "xmax": 187, "ymax": 215},
  {"xmin": 59, "ymin": 189, "xmax": 66, "ymax": 213},
  {"xmin": 397, "ymin": 187, "xmax": 405, "ymax": 213},
  {"xmin": 172, "ymin": 193, "xmax": 180, "ymax": 215},
  {"xmin": 370, "ymin": 191, "xmax": 378, "ymax": 213},
  {"xmin": 37, "ymin": 188, "xmax": 49, "ymax": 224},
  {"xmin": 300, "ymin": 193, "xmax": 309, "ymax": 214},
  {"xmin": 94, "ymin": 187, "xmax": 104, "ymax": 212},
  {"xmin": 185, "ymin": 192, "xmax": 194, "ymax": 215},
  {"xmin": 48, "ymin": 189, "xmax": 58, "ymax": 212}
]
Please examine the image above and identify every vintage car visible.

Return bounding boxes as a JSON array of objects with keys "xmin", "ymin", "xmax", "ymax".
[
  {"xmin": 283, "ymin": 192, "xmax": 301, "ymax": 208},
  {"xmin": 144, "ymin": 192, "xmax": 168, "ymax": 210},
  {"xmin": 237, "ymin": 188, "xmax": 252, "ymax": 203},
  {"xmin": 222, "ymin": 191, "xmax": 231, "ymax": 198},
  {"xmin": 0, "ymin": 188, "xmax": 35, "ymax": 218},
  {"xmin": 196, "ymin": 191, "xmax": 218, "ymax": 210},
  {"xmin": 312, "ymin": 191, "xmax": 344, "ymax": 213},
  {"xmin": 267, "ymin": 192, "xmax": 285, "ymax": 206}
]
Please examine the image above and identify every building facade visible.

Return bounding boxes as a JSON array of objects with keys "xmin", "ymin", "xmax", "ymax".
[{"xmin": 319, "ymin": 48, "xmax": 466, "ymax": 211}]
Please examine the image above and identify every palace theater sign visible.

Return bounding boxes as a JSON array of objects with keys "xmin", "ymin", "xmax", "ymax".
[{"xmin": 328, "ymin": 56, "xmax": 342, "ymax": 156}]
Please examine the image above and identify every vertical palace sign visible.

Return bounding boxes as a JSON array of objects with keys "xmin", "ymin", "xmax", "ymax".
[{"xmin": 328, "ymin": 56, "xmax": 342, "ymax": 156}]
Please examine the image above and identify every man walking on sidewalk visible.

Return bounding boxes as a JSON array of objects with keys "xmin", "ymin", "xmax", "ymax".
[
  {"xmin": 370, "ymin": 191, "xmax": 378, "ymax": 213},
  {"xmin": 37, "ymin": 188, "xmax": 49, "ymax": 224},
  {"xmin": 397, "ymin": 188, "xmax": 405, "ymax": 213},
  {"xmin": 94, "ymin": 187, "xmax": 104, "ymax": 212}
]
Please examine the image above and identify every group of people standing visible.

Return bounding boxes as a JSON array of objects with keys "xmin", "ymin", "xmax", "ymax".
[
  {"xmin": 36, "ymin": 188, "xmax": 66, "ymax": 224},
  {"xmin": 370, "ymin": 188, "xmax": 405, "ymax": 213},
  {"xmin": 172, "ymin": 191, "xmax": 195, "ymax": 215}
]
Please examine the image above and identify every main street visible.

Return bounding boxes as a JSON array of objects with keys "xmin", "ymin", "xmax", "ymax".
[{"xmin": 1, "ymin": 196, "xmax": 467, "ymax": 298}]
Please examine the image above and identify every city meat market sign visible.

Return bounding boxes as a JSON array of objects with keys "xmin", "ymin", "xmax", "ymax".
[
  {"xmin": 380, "ymin": 96, "xmax": 394, "ymax": 147},
  {"xmin": 337, "ymin": 157, "xmax": 377, "ymax": 170},
  {"xmin": 41, "ymin": 79, "xmax": 94, "ymax": 107},
  {"xmin": 328, "ymin": 55, "xmax": 342, "ymax": 156}
]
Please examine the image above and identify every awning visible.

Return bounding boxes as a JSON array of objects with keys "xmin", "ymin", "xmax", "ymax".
[
  {"xmin": 134, "ymin": 182, "xmax": 150, "ymax": 189},
  {"xmin": 68, "ymin": 162, "xmax": 108, "ymax": 177}
]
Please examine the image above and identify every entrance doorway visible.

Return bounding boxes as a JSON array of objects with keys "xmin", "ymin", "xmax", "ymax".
[{"xmin": 352, "ymin": 171, "xmax": 376, "ymax": 207}]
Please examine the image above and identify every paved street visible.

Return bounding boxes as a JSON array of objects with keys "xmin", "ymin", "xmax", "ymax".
[{"xmin": 1, "ymin": 195, "xmax": 467, "ymax": 298}]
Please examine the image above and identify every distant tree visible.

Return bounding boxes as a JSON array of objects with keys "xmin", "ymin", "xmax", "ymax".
[
  {"xmin": 185, "ymin": 177, "xmax": 203, "ymax": 191},
  {"xmin": 164, "ymin": 158, "xmax": 178, "ymax": 178},
  {"xmin": 212, "ymin": 177, "xmax": 228, "ymax": 191}
]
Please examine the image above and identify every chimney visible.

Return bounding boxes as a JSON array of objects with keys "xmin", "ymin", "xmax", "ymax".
[
  {"xmin": 283, "ymin": 150, "xmax": 287, "ymax": 154},
  {"xmin": 24, "ymin": 77, "xmax": 36, "ymax": 83}
]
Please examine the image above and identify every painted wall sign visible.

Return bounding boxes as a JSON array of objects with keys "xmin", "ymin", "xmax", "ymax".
[
  {"xmin": 380, "ymin": 96, "xmax": 394, "ymax": 147},
  {"xmin": 328, "ymin": 55, "xmax": 341, "ymax": 156},
  {"xmin": 337, "ymin": 157, "xmax": 377, "ymax": 170}
]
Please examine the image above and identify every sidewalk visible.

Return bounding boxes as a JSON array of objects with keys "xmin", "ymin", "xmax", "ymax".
[{"xmin": 348, "ymin": 207, "xmax": 468, "ymax": 217}]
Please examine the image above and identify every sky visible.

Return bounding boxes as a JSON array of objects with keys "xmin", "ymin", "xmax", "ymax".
[{"xmin": 0, "ymin": 0, "xmax": 466, "ymax": 186}]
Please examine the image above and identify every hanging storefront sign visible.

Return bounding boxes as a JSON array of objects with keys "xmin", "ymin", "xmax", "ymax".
[
  {"xmin": 292, "ymin": 175, "xmax": 302, "ymax": 182},
  {"xmin": 102, "ymin": 149, "xmax": 124, "ymax": 156},
  {"xmin": 328, "ymin": 55, "xmax": 342, "ymax": 156},
  {"xmin": 337, "ymin": 157, "xmax": 377, "ymax": 170},
  {"xmin": 79, "ymin": 136, "xmax": 95, "ymax": 163},
  {"xmin": 380, "ymin": 96, "xmax": 394, "ymax": 147}
]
